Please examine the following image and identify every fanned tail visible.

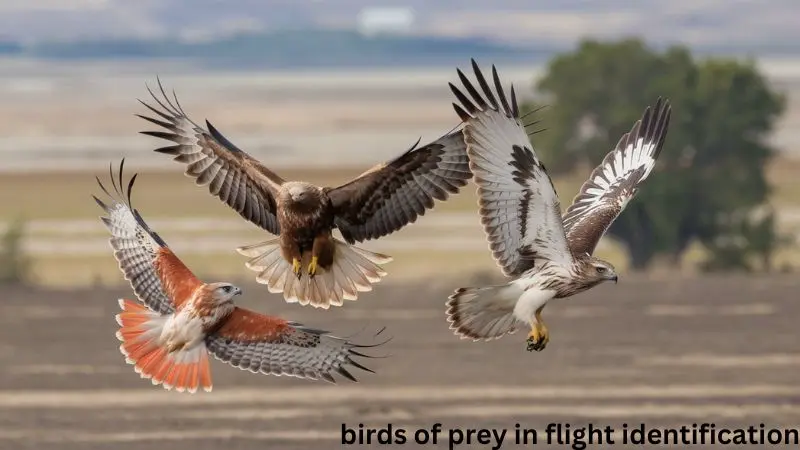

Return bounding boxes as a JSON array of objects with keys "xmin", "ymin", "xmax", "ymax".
[
  {"xmin": 116, "ymin": 299, "xmax": 212, "ymax": 393},
  {"xmin": 237, "ymin": 238, "xmax": 392, "ymax": 309},
  {"xmin": 445, "ymin": 284, "xmax": 521, "ymax": 341}
]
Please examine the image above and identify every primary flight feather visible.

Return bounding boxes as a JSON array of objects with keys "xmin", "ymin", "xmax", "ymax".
[
  {"xmin": 446, "ymin": 60, "xmax": 672, "ymax": 352},
  {"xmin": 137, "ymin": 81, "xmax": 471, "ymax": 309}
]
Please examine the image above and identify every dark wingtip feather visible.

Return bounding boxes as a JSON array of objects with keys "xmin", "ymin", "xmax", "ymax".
[
  {"xmin": 135, "ymin": 113, "xmax": 173, "ymax": 130},
  {"xmin": 491, "ymin": 65, "xmax": 512, "ymax": 118},
  {"xmin": 93, "ymin": 159, "xmax": 168, "ymax": 249},
  {"xmin": 453, "ymin": 103, "xmax": 472, "ymax": 123},
  {"xmin": 205, "ymin": 119, "xmax": 243, "ymax": 153},
  {"xmin": 456, "ymin": 67, "xmax": 487, "ymax": 110},
  {"xmin": 471, "ymin": 60, "xmax": 499, "ymax": 110},
  {"xmin": 347, "ymin": 358, "xmax": 375, "ymax": 374},
  {"xmin": 336, "ymin": 366, "xmax": 357, "ymax": 382},
  {"xmin": 92, "ymin": 195, "xmax": 108, "ymax": 212},
  {"xmin": 449, "ymin": 82, "xmax": 477, "ymax": 116},
  {"xmin": 510, "ymin": 84, "xmax": 519, "ymax": 118},
  {"xmin": 405, "ymin": 136, "xmax": 423, "ymax": 154},
  {"xmin": 140, "ymin": 130, "xmax": 181, "ymax": 143},
  {"xmin": 321, "ymin": 373, "xmax": 336, "ymax": 384}
]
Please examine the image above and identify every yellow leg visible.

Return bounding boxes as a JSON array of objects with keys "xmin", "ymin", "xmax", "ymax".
[
  {"xmin": 526, "ymin": 307, "xmax": 550, "ymax": 352},
  {"xmin": 307, "ymin": 255, "xmax": 319, "ymax": 278},
  {"xmin": 292, "ymin": 258, "xmax": 302, "ymax": 279}
]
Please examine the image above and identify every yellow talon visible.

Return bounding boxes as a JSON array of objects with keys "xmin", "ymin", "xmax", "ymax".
[
  {"xmin": 292, "ymin": 258, "xmax": 302, "ymax": 279},
  {"xmin": 308, "ymin": 256, "xmax": 319, "ymax": 278},
  {"xmin": 526, "ymin": 310, "xmax": 550, "ymax": 352}
]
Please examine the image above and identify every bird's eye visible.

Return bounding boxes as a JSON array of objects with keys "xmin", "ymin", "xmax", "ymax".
[
  {"xmin": 595, "ymin": 266, "xmax": 606, "ymax": 274},
  {"xmin": 222, "ymin": 285, "xmax": 231, "ymax": 293}
]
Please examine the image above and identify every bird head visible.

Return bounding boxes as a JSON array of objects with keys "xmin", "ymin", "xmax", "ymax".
[
  {"xmin": 283, "ymin": 182, "xmax": 320, "ymax": 206},
  {"xmin": 208, "ymin": 282, "xmax": 242, "ymax": 304},
  {"xmin": 587, "ymin": 258, "xmax": 618, "ymax": 285}
]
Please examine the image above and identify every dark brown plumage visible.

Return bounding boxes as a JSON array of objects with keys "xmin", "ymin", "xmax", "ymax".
[{"xmin": 137, "ymin": 80, "xmax": 471, "ymax": 308}]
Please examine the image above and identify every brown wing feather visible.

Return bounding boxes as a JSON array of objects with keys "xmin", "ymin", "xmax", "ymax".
[
  {"xmin": 205, "ymin": 312, "xmax": 388, "ymax": 383},
  {"xmin": 562, "ymin": 98, "xmax": 672, "ymax": 256},
  {"xmin": 326, "ymin": 131, "xmax": 471, "ymax": 243},
  {"xmin": 137, "ymin": 80, "xmax": 284, "ymax": 235},
  {"xmin": 211, "ymin": 307, "xmax": 290, "ymax": 341},
  {"xmin": 152, "ymin": 247, "xmax": 203, "ymax": 310}
]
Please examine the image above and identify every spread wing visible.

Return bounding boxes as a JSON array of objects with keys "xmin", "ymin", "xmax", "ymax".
[
  {"xmin": 450, "ymin": 60, "xmax": 573, "ymax": 276},
  {"xmin": 93, "ymin": 160, "xmax": 203, "ymax": 314},
  {"xmin": 561, "ymin": 98, "xmax": 672, "ymax": 256},
  {"xmin": 206, "ymin": 308, "xmax": 388, "ymax": 383},
  {"xmin": 326, "ymin": 131, "xmax": 471, "ymax": 244},
  {"xmin": 137, "ymin": 80, "xmax": 283, "ymax": 235}
]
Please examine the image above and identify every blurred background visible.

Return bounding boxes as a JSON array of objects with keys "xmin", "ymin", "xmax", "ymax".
[{"xmin": 0, "ymin": 1, "xmax": 799, "ymax": 449}]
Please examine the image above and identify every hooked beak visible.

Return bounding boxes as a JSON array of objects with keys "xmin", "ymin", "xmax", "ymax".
[
  {"xmin": 612, "ymin": 275, "xmax": 618, "ymax": 284},
  {"xmin": 234, "ymin": 287, "xmax": 243, "ymax": 296}
]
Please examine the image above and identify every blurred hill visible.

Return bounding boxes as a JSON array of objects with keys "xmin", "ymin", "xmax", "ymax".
[
  {"xmin": 0, "ymin": 29, "xmax": 535, "ymax": 69},
  {"xmin": 0, "ymin": 1, "xmax": 799, "ymax": 68}
]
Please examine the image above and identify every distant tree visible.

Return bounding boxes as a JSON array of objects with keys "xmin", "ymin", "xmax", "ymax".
[
  {"xmin": 524, "ymin": 38, "xmax": 786, "ymax": 271},
  {"xmin": 0, "ymin": 219, "xmax": 32, "ymax": 286}
]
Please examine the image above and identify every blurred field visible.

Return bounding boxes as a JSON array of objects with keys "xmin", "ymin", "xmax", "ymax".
[
  {"xmin": 2, "ymin": 160, "xmax": 800, "ymax": 286},
  {"xmin": 1, "ymin": 59, "xmax": 800, "ymax": 287},
  {"xmin": 0, "ymin": 60, "xmax": 799, "ymax": 450},
  {"xmin": 1, "ymin": 275, "xmax": 799, "ymax": 449}
]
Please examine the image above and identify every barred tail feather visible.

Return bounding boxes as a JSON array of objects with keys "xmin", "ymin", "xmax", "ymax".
[
  {"xmin": 237, "ymin": 238, "xmax": 392, "ymax": 309},
  {"xmin": 116, "ymin": 299, "xmax": 212, "ymax": 393},
  {"xmin": 445, "ymin": 284, "xmax": 521, "ymax": 341}
]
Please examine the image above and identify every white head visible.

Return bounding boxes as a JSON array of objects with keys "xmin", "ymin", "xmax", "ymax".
[
  {"xmin": 208, "ymin": 282, "xmax": 242, "ymax": 304},
  {"xmin": 587, "ymin": 258, "xmax": 618, "ymax": 285}
]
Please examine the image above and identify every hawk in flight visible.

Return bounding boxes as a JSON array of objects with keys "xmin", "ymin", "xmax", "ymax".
[
  {"xmin": 94, "ymin": 160, "xmax": 387, "ymax": 392},
  {"xmin": 445, "ymin": 61, "xmax": 672, "ymax": 352},
  {"xmin": 137, "ymin": 83, "xmax": 471, "ymax": 309}
]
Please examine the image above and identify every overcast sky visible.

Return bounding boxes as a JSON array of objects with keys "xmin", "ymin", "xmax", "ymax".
[{"xmin": 0, "ymin": 0, "xmax": 797, "ymax": 53}]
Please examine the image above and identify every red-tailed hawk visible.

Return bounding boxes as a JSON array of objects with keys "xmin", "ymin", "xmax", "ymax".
[
  {"xmin": 136, "ymin": 83, "xmax": 470, "ymax": 309},
  {"xmin": 94, "ymin": 160, "xmax": 387, "ymax": 392},
  {"xmin": 445, "ymin": 61, "xmax": 672, "ymax": 352}
]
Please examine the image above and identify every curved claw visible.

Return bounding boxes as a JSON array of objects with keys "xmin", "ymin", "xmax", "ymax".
[
  {"xmin": 292, "ymin": 258, "xmax": 302, "ymax": 279},
  {"xmin": 526, "ymin": 322, "xmax": 549, "ymax": 352},
  {"xmin": 308, "ymin": 255, "xmax": 318, "ymax": 279}
]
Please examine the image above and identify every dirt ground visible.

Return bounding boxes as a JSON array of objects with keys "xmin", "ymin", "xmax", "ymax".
[{"xmin": 0, "ymin": 273, "xmax": 798, "ymax": 449}]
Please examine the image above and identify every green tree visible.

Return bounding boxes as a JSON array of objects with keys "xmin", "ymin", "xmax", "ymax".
[
  {"xmin": 0, "ymin": 219, "xmax": 32, "ymax": 285},
  {"xmin": 525, "ymin": 38, "xmax": 786, "ymax": 270}
]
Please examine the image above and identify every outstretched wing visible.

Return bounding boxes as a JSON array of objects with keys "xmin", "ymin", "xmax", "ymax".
[
  {"xmin": 206, "ymin": 307, "xmax": 388, "ymax": 383},
  {"xmin": 450, "ymin": 60, "xmax": 573, "ymax": 277},
  {"xmin": 561, "ymin": 98, "xmax": 672, "ymax": 256},
  {"xmin": 93, "ymin": 160, "xmax": 203, "ymax": 314},
  {"xmin": 137, "ymin": 80, "xmax": 283, "ymax": 235},
  {"xmin": 326, "ymin": 131, "xmax": 471, "ymax": 244}
]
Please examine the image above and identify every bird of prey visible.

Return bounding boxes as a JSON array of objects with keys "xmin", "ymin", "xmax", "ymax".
[
  {"xmin": 445, "ymin": 61, "xmax": 672, "ymax": 352},
  {"xmin": 94, "ymin": 160, "xmax": 387, "ymax": 392},
  {"xmin": 137, "ymin": 82, "xmax": 471, "ymax": 309}
]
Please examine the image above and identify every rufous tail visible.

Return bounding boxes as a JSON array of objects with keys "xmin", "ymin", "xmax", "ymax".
[
  {"xmin": 115, "ymin": 299, "xmax": 212, "ymax": 393},
  {"xmin": 237, "ymin": 238, "xmax": 392, "ymax": 309}
]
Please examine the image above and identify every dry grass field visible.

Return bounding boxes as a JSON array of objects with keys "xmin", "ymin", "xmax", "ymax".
[
  {"xmin": 0, "ymin": 275, "xmax": 798, "ymax": 449},
  {"xmin": 0, "ymin": 61, "xmax": 799, "ymax": 449},
  {"xmin": 2, "ymin": 159, "xmax": 800, "ymax": 287}
]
